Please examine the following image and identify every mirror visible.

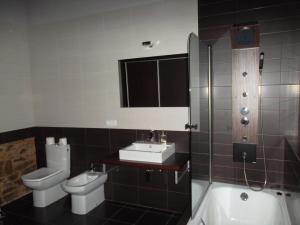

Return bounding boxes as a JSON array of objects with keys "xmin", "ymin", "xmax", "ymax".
[{"xmin": 119, "ymin": 54, "xmax": 188, "ymax": 107}]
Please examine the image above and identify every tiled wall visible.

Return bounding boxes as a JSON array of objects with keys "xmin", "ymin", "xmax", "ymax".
[
  {"xmin": 0, "ymin": 0, "xmax": 35, "ymax": 133},
  {"xmin": 33, "ymin": 127, "xmax": 190, "ymax": 213},
  {"xmin": 198, "ymin": 0, "xmax": 300, "ymax": 190},
  {"xmin": 28, "ymin": 0, "xmax": 197, "ymax": 131}
]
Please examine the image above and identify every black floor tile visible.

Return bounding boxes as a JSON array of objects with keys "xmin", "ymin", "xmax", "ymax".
[
  {"xmin": 49, "ymin": 211, "xmax": 82, "ymax": 225},
  {"xmin": 48, "ymin": 195, "xmax": 71, "ymax": 211},
  {"xmin": 17, "ymin": 217, "xmax": 48, "ymax": 225},
  {"xmin": 0, "ymin": 213, "xmax": 21, "ymax": 225},
  {"xmin": 146, "ymin": 208, "xmax": 175, "ymax": 216},
  {"xmin": 121, "ymin": 204, "xmax": 149, "ymax": 212},
  {"xmin": 2, "ymin": 201, "xmax": 29, "ymax": 214},
  {"xmin": 136, "ymin": 211, "xmax": 172, "ymax": 225},
  {"xmin": 111, "ymin": 207, "xmax": 145, "ymax": 224},
  {"xmin": 18, "ymin": 193, "xmax": 34, "ymax": 203},
  {"xmin": 166, "ymin": 215, "xmax": 180, "ymax": 225},
  {"xmin": 3, "ymin": 197, "xmax": 180, "ymax": 225},
  {"xmin": 73, "ymin": 215, "xmax": 106, "ymax": 225},
  {"xmin": 87, "ymin": 202, "xmax": 122, "ymax": 219},
  {"xmin": 103, "ymin": 220, "xmax": 132, "ymax": 225},
  {"xmin": 11, "ymin": 199, "xmax": 69, "ymax": 224}
]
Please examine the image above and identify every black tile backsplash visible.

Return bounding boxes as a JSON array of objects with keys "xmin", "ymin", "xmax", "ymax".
[
  {"xmin": 0, "ymin": 127, "xmax": 34, "ymax": 144},
  {"xmin": 63, "ymin": 128, "xmax": 86, "ymax": 145},
  {"xmin": 86, "ymin": 128, "xmax": 110, "ymax": 147}
]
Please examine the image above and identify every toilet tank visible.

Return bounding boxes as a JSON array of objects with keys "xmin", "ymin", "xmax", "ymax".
[{"xmin": 46, "ymin": 144, "xmax": 71, "ymax": 174}]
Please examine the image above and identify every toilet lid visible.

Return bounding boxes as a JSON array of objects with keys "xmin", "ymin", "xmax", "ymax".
[{"xmin": 22, "ymin": 167, "xmax": 62, "ymax": 182}]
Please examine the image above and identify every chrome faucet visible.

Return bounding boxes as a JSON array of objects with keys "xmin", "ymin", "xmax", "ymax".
[
  {"xmin": 148, "ymin": 130, "xmax": 156, "ymax": 142},
  {"xmin": 89, "ymin": 163, "xmax": 96, "ymax": 172}
]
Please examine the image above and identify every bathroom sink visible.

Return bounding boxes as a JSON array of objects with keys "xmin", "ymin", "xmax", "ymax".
[
  {"xmin": 131, "ymin": 142, "xmax": 168, "ymax": 152},
  {"xmin": 119, "ymin": 142, "xmax": 175, "ymax": 163}
]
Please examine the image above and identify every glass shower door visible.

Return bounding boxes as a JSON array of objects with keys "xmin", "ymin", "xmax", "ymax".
[{"xmin": 188, "ymin": 33, "xmax": 211, "ymax": 217}]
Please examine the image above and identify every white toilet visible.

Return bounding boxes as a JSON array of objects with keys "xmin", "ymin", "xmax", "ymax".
[
  {"xmin": 61, "ymin": 171, "xmax": 107, "ymax": 215},
  {"xmin": 22, "ymin": 137, "xmax": 70, "ymax": 207}
]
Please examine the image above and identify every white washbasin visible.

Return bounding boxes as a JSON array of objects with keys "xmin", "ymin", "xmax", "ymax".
[
  {"xmin": 131, "ymin": 142, "xmax": 167, "ymax": 152},
  {"xmin": 119, "ymin": 142, "xmax": 175, "ymax": 163}
]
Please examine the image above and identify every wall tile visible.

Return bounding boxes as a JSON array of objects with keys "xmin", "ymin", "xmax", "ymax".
[
  {"xmin": 166, "ymin": 131, "xmax": 189, "ymax": 153},
  {"xmin": 110, "ymin": 129, "xmax": 136, "ymax": 149},
  {"xmin": 139, "ymin": 187, "xmax": 167, "ymax": 209},
  {"xmin": 139, "ymin": 169, "xmax": 167, "ymax": 190},
  {"xmin": 168, "ymin": 172, "xmax": 190, "ymax": 194},
  {"xmin": 261, "ymin": 86, "xmax": 280, "ymax": 98},
  {"xmin": 167, "ymin": 192, "xmax": 189, "ymax": 212},
  {"xmin": 261, "ymin": 72, "xmax": 281, "ymax": 85},
  {"xmin": 85, "ymin": 146, "xmax": 110, "ymax": 166},
  {"xmin": 198, "ymin": 0, "xmax": 236, "ymax": 18},
  {"xmin": 281, "ymin": 71, "xmax": 300, "ymax": 84},
  {"xmin": 41, "ymin": 127, "xmax": 64, "ymax": 143},
  {"xmin": 86, "ymin": 128, "xmax": 109, "ymax": 147},
  {"xmin": 63, "ymin": 128, "xmax": 85, "ymax": 145},
  {"xmin": 112, "ymin": 166, "xmax": 139, "ymax": 186},
  {"xmin": 70, "ymin": 145, "xmax": 87, "ymax": 168},
  {"xmin": 113, "ymin": 184, "xmax": 139, "ymax": 204}
]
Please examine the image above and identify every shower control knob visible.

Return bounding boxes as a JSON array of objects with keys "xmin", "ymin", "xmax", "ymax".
[
  {"xmin": 242, "ymin": 72, "xmax": 248, "ymax": 77},
  {"xmin": 242, "ymin": 92, "xmax": 248, "ymax": 97},
  {"xmin": 241, "ymin": 117, "xmax": 249, "ymax": 126},
  {"xmin": 240, "ymin": 107, "xmax": 250, "ymax": 115}
]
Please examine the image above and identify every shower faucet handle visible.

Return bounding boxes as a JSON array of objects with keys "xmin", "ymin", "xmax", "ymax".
[
  {"xmin": 241, "ymin": 116, "xmax": 249, "ymax": 126},
  {"xmin": 240, "ymin": 107, "xmax": 250, "ymax": 115}
]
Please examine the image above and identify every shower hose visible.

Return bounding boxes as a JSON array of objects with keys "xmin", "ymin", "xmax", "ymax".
[{"xmin": 242, "ymin": 64, "xmax": 267, "ymax": 192}]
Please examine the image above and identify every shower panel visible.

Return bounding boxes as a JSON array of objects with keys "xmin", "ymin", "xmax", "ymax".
[{"xmin": 231, "ymin": 23, "xmax": 260, "ymax": 146}]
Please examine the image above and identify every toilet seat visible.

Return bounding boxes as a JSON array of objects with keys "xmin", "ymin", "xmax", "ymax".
[
  {"xmin": 22, "ymin": 167, "xmax": 67, "ymax": 190},
  {"xmin": 22, "ymin": 168, "xmax": 62, "ymax": 182}
]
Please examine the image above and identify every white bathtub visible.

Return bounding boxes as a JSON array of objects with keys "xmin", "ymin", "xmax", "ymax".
[
  {"xmin": 192, "ymin": 179, "xmax": 209, "ymax": 215},
  {"xmin": 189, "ymin": 182, "xmax": 294, "ymax": 225}
]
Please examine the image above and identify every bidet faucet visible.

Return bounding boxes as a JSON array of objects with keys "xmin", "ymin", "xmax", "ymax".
[{"xmin": 89, "ymin": 163, "xmax": 96, "ymax": 172}]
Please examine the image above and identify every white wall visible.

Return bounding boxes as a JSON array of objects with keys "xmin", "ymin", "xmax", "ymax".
[
  {"xmin": 29, "ymin": 0, "xmax": 197, "ymax": 131},
  {"xmin": 0, "ymin": 0, "xmax": 35, "ymax": 132}
]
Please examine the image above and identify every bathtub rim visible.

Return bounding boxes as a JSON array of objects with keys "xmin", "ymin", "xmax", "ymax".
[{"xmin": 188, "ymin": 181, "xmax": 292, "ymax": 225}]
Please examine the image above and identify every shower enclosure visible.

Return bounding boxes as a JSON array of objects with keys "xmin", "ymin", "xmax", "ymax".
[
  {"xmin": 188, "ymin": 27, "xmax": 300, "ymax": 224},
  {"xmin": 188, "ymin": 33, "xmax": 212, "ymax": 217}
]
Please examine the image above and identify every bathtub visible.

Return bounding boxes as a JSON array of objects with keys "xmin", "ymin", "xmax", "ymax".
[
  {"xmin": 192, "ymin": 179, "xmax": 209, "ymax": 215},
  {"xmin": 189, "ymin": 182, "xmax": 295, "ymax": 225}
]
